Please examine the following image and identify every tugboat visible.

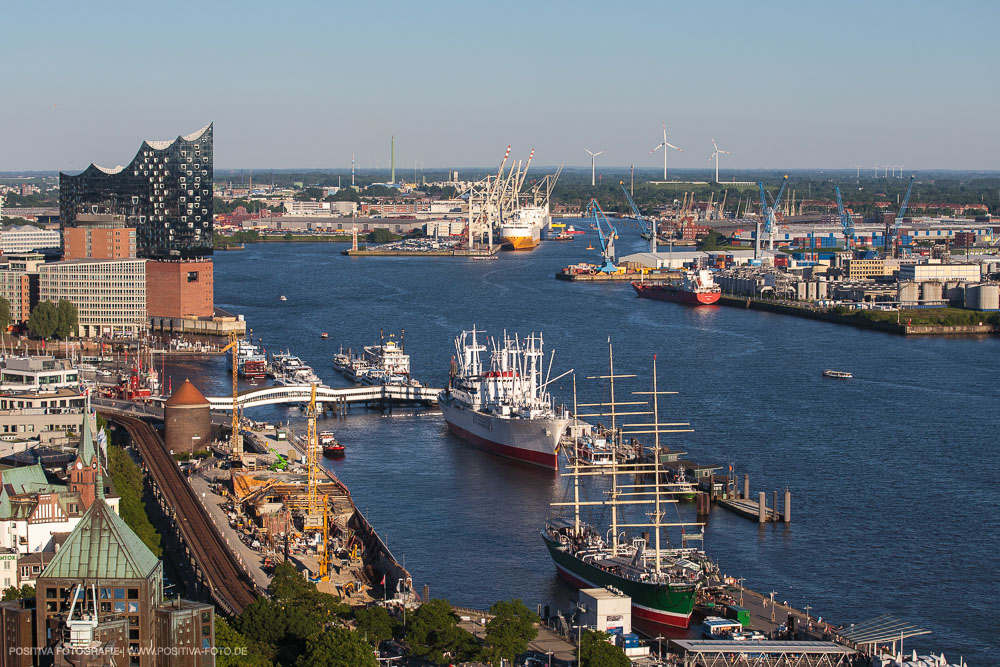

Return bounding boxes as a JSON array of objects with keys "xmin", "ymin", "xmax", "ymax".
[
  {"xmin": 320, "ymin": 432, "xmax": 344, "ymax": 457},
  {"xmin": 320, "ymin": 332, "xmax": 329, "ymax": 340}
]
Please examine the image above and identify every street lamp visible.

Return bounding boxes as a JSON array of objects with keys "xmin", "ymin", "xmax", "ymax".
[
  {"xmin": 572, "ymin": 624, "xmax": 585, "ymax": 667},
  {"xmin": 736, "ymin": 577, "xmax": 745, "ymax": 606},
  {"xmin": 655, "ymin": 636, "xmax": 664, "ymax": 665},
  {"xmin": 546, "ymin": 650, "xmax": 553, "ymax": 667},
  {"xmin": 769, "ymin": 591, "xmax": 777, "ymax": 622}
]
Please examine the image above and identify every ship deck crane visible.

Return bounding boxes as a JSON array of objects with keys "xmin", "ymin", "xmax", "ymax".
[
  {"xmin": 586, "ymin": 198, "xmax": 619, "ymax": 273},
  {"xmin": 835, "ymin": 186, "xmax": 856, "ymax": 247},
  {"xmin": 756, "ymin": 175, "xmax": 789, "ymax": 258},
  {"xmin": 885, "ymin": 175, "xmax": 915, "ymax": 258},
  {"xmin": 220, "ymin": 332, "xmax": 242, "ymax": 463},
  {"xmin": 619, "ymin": 181, "xmax": 657, "ymax": 253}
]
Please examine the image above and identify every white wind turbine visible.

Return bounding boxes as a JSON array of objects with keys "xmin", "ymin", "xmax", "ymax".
[
  {"xmin": 585, "ymin": 149, "xmax": 604, "ymax": 186},
  {"xmin": 708, "ymin": 139, "xmax": 730, "ymax": 183},
  {"xmin": 650, "ymin": 123, "xmax": 682, "ymax": 180}
]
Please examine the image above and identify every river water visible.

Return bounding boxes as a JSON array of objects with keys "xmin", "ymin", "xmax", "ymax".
[{"xmin": 165, "ymin": 228, "xmax": 999, "ymax": 663}]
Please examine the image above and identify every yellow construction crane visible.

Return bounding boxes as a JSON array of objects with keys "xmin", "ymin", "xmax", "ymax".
[
  {"xmin": 316, "ymin": 494, "xmax": 330, "ymax": 582},
  {"xmin": 303, "ymin": 384, "xmax": 324, "ymax": 530},
  {"xmin": 220, "ymin": 331, "xmax": 242, "ymax": 462}
]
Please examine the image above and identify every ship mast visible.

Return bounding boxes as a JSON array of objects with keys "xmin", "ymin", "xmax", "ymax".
[{"xmin": 572, "ymin": 374, "xmax": 581, "ymax": 537}]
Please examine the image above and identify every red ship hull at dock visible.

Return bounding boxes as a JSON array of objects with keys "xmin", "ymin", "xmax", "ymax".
[{"xmin": 632, "ymin": 281, "xmax": 721, "ymax": 305}]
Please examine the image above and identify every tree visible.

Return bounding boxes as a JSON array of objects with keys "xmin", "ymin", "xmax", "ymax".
[
  {"xmin": 27, "ymin": 300, "xmax": 58, "ymax": 339},
  {"xmin": 578, "ymin": 630, "xmax": 629, "ymax": 667},
  {"xmin": 405, "ymin": 599, "xmax": 480, "ymax": 664},
  {"xmin": 214, "ymin": 616, "xmax": 272, "ymax": 667},
  {"xmin": 699, "ymin": 229, "xmax": 725, "ymax": 251},
  {"xmin": 295, "ymin": 627, "xmax": 377, "ymax": 667},
  {"xmin": 283, "ymin": 232, "xmax": 295, "ymax": 241},
  {"xmin": 294, "ymin": 187, "xmax": 324, "ymax": 202},
  {"xmin": 355, "ymin": 605, "xmax": 395, "ymax": 647},
  {"xmin": 0, "ymin": 296, "xmax": 9, "ymax": 330},
  {"xmin": 484, "ymin": 599, "xmax": 538, "ymax": 665},
  {"xmin": 327, "ymin": 188, "xmax": 361, "ymax": 203},
  {"xmin": 107, "ymin": 445, "xmax": 162, "ymax": 556},
  {"xmin": 55, "ymin": 300, "xmax": 78, "ymax": 339},
  {"xmin": 367, "ymin": 228, "xmax": 394, "ymax": 243},
  {"xmin": 1, "ymin": 584, "xmax": 34, "ymax": 601}
]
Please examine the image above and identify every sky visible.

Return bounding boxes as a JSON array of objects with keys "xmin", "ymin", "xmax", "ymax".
[{"xmin": 2, "ymin": 1, "xmax": 998, "ymax": 172}]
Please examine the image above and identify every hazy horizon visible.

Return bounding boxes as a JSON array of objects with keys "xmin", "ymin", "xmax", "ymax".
[{"xmin": 2, "ymin": 1, "xmax": 997, "ymax": 172}]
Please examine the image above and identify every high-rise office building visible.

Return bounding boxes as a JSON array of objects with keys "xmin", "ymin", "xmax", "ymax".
[{"xmin": 60, "ymin": 124, "xmax": 213, "ymax": 260}]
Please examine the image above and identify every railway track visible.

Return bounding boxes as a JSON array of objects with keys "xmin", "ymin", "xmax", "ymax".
[{"xmin": 102, "ymin": 411, "xmax": 259, "ymax": 615}]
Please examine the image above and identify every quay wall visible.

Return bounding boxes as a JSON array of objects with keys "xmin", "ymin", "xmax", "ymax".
[{"xmin": 716, "ymin": 296, "xmax": 998, "ymax": 336}]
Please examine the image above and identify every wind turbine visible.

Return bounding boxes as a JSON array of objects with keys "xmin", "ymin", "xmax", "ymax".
[
  {"xmin": 708, "ymin": 139, "xmax": 730, "ymax": 183},
  {"xmin": 650, "ymin": 123, "xmax": 682, "ymax": 180},
  {"xmin": 854, "ymin": 164, "xmax": 862, "ymax": 179},
  {"xmin": 897, "ymin": 164, "xmax": 904, "ymax": 178},
  {"xmin": 585, "ymin": 149, "xmax": 603, "ymax": 187}
]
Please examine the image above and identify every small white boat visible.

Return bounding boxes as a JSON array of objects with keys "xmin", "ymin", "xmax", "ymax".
[
  {"xmin": 279, "ymin": 295, "xmax": 287, "ymax": 301},
  {"xmin": 823, "ymin": 369, "xmax": 852, "ymax": 379}
]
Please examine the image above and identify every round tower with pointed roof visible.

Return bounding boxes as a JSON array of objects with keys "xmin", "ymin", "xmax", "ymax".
[{"xmin": 164, "ymin": 379, "xmax": 212, "ymax": 455}]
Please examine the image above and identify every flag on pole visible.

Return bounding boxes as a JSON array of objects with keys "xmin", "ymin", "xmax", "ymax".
[
  {"xmin": 97, "ymin": 428, "xmax": 108, "ymax": 468},
  {"xmin": 380, "ymin": 574, "xmax": 386, "ymax": 586}
]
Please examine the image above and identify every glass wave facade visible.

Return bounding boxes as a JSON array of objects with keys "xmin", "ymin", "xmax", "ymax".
[{"xmin": 59, "ymin": 124, "xmax": 213, "ymax": 260}]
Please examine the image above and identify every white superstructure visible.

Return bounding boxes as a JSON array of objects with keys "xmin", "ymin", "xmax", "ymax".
[{"xmin": 440, "ymin": 328, "xmax": 571, "ymax": 469}]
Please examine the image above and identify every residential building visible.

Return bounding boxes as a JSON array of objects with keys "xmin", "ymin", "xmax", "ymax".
[
  {"xmin": 17, "ymin": 551, "xmax": 54, "ymax": 588},
  {"xmin": 60, "ymin": 125, "xmax": 213, "ymax": 260},
  {"xmin": 0, "ymin": 387, "xmax": 88, "ymax": 443},
  {"xmin": 38, "ymin": 259, "xmax": 146, "ymax": 337},
  {"xmin": 0, "ymin": 549, "xmax": 17, "ymax": 591},
  {"xmin": 0, "ymin": 357, "xmax": 80, "ymax": 391},
  {"xmin": 0, "ymin": 227, "xmax": 61, "ymax": 254},
  {"xmin": 62, "ymin": 214, "xmax": 136, "ymax": 260},
  {"xmin": 0, "ymin": 253, "xmax": 44, "ymax": 324}
]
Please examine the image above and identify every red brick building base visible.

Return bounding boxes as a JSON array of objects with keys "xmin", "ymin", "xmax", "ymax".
[{"xmin": 146, "ymin": 260, "xmax": 214, "ymax": 318}]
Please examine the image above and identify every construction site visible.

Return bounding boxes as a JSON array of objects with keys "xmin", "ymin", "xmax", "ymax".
[{"xmin": 201, "ymin": 334, "xmax": 414, "ymax": 604}]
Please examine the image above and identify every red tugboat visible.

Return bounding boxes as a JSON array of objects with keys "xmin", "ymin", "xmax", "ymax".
[
  {"xmin": 320, "ymin": 432, "xmax": 345, "ymax": 457},
  {"xmin": 632, "ymin": 269, "xmax": 721, "ymax": 306}
]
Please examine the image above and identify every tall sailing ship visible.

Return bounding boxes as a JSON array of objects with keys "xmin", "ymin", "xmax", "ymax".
[
  {"xmin": 542, "ymin": 345, "xmax": 718, "ymax": 632},
  {"xmin": 439, "ymin": 328, "xmax": 572, "ymax": 470}
]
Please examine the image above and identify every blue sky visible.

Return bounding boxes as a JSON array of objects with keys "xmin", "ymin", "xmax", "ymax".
[{"xmin": 2, "ymin": 1, "xmax": 997, "ymax": 171}]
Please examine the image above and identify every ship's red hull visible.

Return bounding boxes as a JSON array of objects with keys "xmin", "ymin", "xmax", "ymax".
[{"xmin": 632, "ymin": 282, "xmax": 720, "ymax": 305}]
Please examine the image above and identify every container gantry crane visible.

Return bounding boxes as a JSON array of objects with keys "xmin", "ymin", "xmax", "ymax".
[
  {"xmin": 885, "ymin": 175, "xmax": 915, "ymax": 258},
  {"xmin": 619, "ymin": 181, "xmax": 657, "ymax": 253},
  {"xmin": 586, "ymin": 198, "xmax": 619, "ymax": 273},
  {"xmin": 756, "ymin": 175, "xmax": 789, "ymax": 258},
  {"xmin": 835, "ymin": 186, "xmax": 856, "ymax": 247}
]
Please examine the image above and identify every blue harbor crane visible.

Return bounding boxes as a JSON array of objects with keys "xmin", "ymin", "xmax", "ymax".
[
  {"xmin": 619, "ymin": 181, "xmax": 658, "ymax": 253},
  {"xmin": 884, "ymin": 175, "xmax": 915, "ymax": 258},
  {"xmin": 835, "ymin": 186, "xmax": 855, "ymax": 246},
  {"xmin": 756, "ymin": 175, "xmax": 789, "ymax": 258},
  {"xmin": 586, "ymin": 198, "xmax": 619, "ymax": 273}
]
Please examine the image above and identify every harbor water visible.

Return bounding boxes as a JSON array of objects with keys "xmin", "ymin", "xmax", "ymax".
[{"xmin": 166, "ymin": 228, "xmax": 999, "ymax": 663}]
